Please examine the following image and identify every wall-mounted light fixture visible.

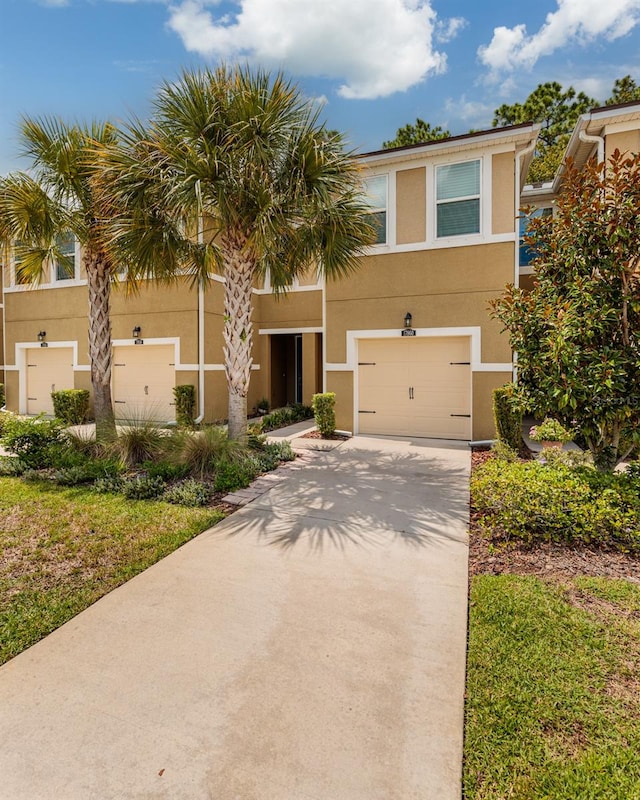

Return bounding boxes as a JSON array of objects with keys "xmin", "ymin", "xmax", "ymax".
[
  {"xmin": 132, "ymin": 326, "xmax": 141, "ymax": 339},
  {"xmin": 37, "ymin": 330, "xmax": 46, "ymax": 342},
  {"xmin": 404, "ymin": 312, "xmax": 412, "ymax": 329}
]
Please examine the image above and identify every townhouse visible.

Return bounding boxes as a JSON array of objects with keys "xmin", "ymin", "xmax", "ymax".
[{"xmin": 1, "ymin": 102, "xmax": 638, "ymax": 440}]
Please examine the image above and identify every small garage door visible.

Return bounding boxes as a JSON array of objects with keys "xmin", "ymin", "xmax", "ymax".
[
  {"xmin": 26, "ymin": 347, "xmax": 75, "ymax": 416},
  {"xmin": 112, "ymin": 344, "xmax": 175, "ymax": 422},
  {"xmin": 358, "ymin": 337, "xmax": 471, "ymax": 440}
]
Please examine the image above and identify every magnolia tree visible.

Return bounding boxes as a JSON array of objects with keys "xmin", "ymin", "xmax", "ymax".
[{"xmin": 491, "ymin": 151, "xmax": 640, "ymax": 471}]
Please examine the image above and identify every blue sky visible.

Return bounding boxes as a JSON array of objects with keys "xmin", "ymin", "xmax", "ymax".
[{"xmin": 1, "ymin": 0, "xmax": 639, "ymax": 174}]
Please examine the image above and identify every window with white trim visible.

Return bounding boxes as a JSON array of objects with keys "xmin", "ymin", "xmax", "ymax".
[
  {"xmin": 54, "ymin": 233, "xmax": 76, "ymax": 281},
  {"xmin": 436, "ymin": 160, "xmax": 480, "ymax": 238},
  {"xmin": 12, "ymin": 241, "xmax": 29, "ymax": 285},
  {"xmin": 363, "ymin": 175, "xmax": 388, "ymax": 245}
]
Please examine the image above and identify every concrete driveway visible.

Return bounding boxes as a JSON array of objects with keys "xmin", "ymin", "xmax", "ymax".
[{"xmin": 0, "ymin": 435, "xmax": 470, "ymax": 800}]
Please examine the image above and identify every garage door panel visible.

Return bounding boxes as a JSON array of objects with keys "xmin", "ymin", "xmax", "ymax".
[
  {"xmin": 357, "ymin": 337, "xmax": 471, "ymax": 440},
  {"xmin": 112, "ymin": 345, "xmax": 175, "ymax": 422},
  {"xmin": 26, "ymin": 348, "xmax": 75, "ymax": 416}
]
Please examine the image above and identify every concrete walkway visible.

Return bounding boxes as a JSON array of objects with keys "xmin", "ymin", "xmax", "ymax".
[{"xmin": 0, "ymin": 435, "xmax": 470, "ymax": 800}]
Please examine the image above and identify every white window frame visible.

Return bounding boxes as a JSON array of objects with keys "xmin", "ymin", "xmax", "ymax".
[
  {"xmin": 435, "ymin": 159, "xmax": 482, "ymax": 240},
  {"xmin": 52, "ymin": 234, "xmax": 79, "ymax": 283}
]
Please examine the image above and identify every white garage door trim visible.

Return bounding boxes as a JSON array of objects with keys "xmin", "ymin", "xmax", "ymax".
[{"xmin": 15, "ymin": 340, "xmax": 82, "ymax": 415}]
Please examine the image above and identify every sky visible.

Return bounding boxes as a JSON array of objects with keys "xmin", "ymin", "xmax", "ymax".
[{"xmin": 1, "ymin": 0, "xmax": 640, "ymax": 174}]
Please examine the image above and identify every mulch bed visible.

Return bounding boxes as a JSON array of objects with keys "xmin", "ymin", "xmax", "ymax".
[
  {"xmin": 299, "ymin": 431, "xmax": 350, "ymax": 441},
  {"xmin": 469, "ymin": 449, "xmax": 640, "ymax": 582}
]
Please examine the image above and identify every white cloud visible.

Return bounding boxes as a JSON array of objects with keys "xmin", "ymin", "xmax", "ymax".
[
  {"xmin": 478, "ymin": 0, "xmax": 640, "ymax": 75},
  {"xmin": 166, "ymin": 0, "xmax": 451, "ymax": 99},
  {"xmin": 443, "ymin": 95, "xmax": 493, "ymax": 128},
  {"xmin": 38, "ymin": 0, "xmax": 70, "ymax": 6},
  {"xmin": 436, "ymin": 16, "xmax": 467, "ymax": 44}
]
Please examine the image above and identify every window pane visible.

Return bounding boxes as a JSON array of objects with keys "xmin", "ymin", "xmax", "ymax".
[
  {"xmin": 519, "ymin": 207, "xmax": 552, "ymax": 266},
  {"xmin": 364, "ymin": 175, "xmax": 387, "ymax": 211},
  {"xmin": 437, "ymin": 161, "xmax": 480, "ymax": 201},
  {"xmin": 437, "ymin": 199, "xmax": 480, "ymax": 237},
  {"xmin": 368, "ymin": 210, "xmax": 387, "ymax": 244},
  {"xmin": 55, "ymin": 233, "xmax": 75, "ymax": 280}
]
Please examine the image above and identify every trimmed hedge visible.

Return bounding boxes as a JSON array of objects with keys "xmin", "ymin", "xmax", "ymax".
[
  {"xmin": 173, "ymin": 384, "xmax": 196, "ymax": 428},
  {"xmin": 260, "ymin": 403, "xmax": 313, "ymax": 432},
  {"xmin": 52, "ymin": 389, "xmax": 90, "ymax": 425},
  {"xmin": 472, "ymin": 456, "xmax": 640, "ymax": 552},
  {"xmin": 493, "ymin": 384, "xmax": 522, "ymax": 450},
  {"xmin": 312, "ymin": 392, "xmax": 336, "ymax": 437}
]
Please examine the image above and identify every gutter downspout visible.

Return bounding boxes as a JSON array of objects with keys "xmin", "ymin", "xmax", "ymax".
[
  {"xmin": 195, "ymin": 219, "xmax": 205, "ymax": 424},
  {"xmin": 578, "ymin": 129, "xmax": 605, "ymax": 165},
  {"xmin": 513, "ymin": 136, "xmax": 538, "ymax": 383}
]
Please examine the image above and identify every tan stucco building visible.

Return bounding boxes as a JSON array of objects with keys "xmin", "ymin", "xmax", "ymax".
[{"xmin": 2, "ymin": 103, "xmax": 639, "ymax": 440}]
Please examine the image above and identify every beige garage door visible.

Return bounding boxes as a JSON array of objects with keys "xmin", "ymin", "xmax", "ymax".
[
  {"xmin": 358, "ymin": 337, "xmax": 471, "ymax": 440},
  {"xmin": 112, "ymin": 345, "xmax": 175, "ymax": 422},
  {"xmin": 26, "ymin": 347, "xmax": 75, "ymax": 416}
]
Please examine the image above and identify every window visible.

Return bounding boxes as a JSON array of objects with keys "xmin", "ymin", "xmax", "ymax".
[
  {"xmin": 519, "ymin": 207, "xmax": 552, "ymax": 267},
  {"xmin": 364, "ymin": 175, "xmax": 387, "ymax": 245},
  {"xmin": 54, "ymin": 233, "xmax": 76, "ymax": 281},
  {"xmin": 12, "ymin": 241, "xmax": 29, "ymax": 285},
  {"xmin": 436, "ymin": 160, "xmax": 480, "ymax": 238}
]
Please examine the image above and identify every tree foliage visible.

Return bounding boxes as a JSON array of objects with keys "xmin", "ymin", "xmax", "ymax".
[
  {"xmin": 491, "ymin": 151, "xmax": 640, "ymax": 471},
  {"xmin": 383, "ymin": 118, "xmax": 450, "ymax": 149},
  {"xmin": 606, "ymin": 75, "xmax": 640, "ymax": 106},
  {"xmin": 98, "ymin": 65, "xmax": 375, "ymax": 441}
]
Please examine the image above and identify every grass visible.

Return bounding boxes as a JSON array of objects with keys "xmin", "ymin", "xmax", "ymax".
[
  {"xmin": 0, "ymin": 477, "xmax": 225, "ymax": 665},
  {"xmin": 464, "ymin": 575, "xmax": 640, "ymax": 799}
]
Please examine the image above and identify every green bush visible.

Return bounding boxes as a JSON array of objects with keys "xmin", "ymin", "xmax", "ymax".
[
  {"xmin": 472, "ymin": 457, "xmax": 640, "ymax": 552},
  {"xmin": 260, "ymin": 403, "xmax": 314, "ymax": 432},
  {"xmin": 111, "ymin": 420, "xmax": 167, "ymax": 467},
  {"xmin": 0, "ymin": 411, "xmax": 15, "ymax": 437},
  {"xmin": 173, "ymin": 385, "xmax": 196, "ymax": 428},
  {"xmin": 163, "ymin": 479, "xmax": 212, "ymax": 507},
  {"xmin": 312, "ymin": 392, "xmax": 336, "ymax": 437},
  {"xmin": 0, "ymin": 456, "xmax": 27, "ymax": 476},
  {"xmin": 121, "ymin": 475, "xmax": 167, "ymax": 500},
  {"xmin": 492, "ymin": 385, "xmax": 522, "ymax": 451},
  {"xmin": 213, "ymin": 458, "xmax": 259, "ymax": 493},
  {"xmin": 0, "ymin": 415, "xmax": 65, "ymax": 468},
  {"xmin": 93, "ymin": 475, "xmax": 125, "ymax": 494},
  {"xmin": 51, "ymin": 389, "xmax": 90, "ymax": 425},
  {"xmin": 179, "ymin": 426, "xmax": 244, "ymax": 479},
  {"xmin": 52, "ymin": 459, "xmax": 121, "ymax": 486},
  {"xmin": 141, "ymin": 459, "xmax": 189, "ymax": 481},
  {"xmin": 0, "ymin": 384, "xmax": 4, "ymax": 408}
]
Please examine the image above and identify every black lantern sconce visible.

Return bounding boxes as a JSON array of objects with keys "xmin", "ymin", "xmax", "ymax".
[
  {"xmin": 37, "ymin": 330, "xmax": 46, "ymax": 343},
  {"xmin": 132, "ymin": 326, "xmax": 141, "ymax": 339},
  {"xmin": 404, "ymin": 312, "xmax": 413, "ymax": 329}
]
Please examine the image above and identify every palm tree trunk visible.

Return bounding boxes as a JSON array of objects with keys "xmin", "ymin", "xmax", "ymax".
[
  {"xmin": 86, "ymin": 250, "xmax": 116, "ymax": 441},
  {"xmin": 222, "ymin": 234, "xmax": 254, "ymax": 442}
]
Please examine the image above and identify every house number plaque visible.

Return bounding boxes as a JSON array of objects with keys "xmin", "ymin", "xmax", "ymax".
[{"xmin": 401, "ymin": 329, "xmax": 416, "ymax": 337}]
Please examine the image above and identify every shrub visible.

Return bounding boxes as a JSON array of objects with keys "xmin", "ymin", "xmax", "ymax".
[
  {"xmin": 0, "ymin": 415, "xmax": 65, "ymax": 468},
  {"xmin": 213, "ymin": 458, "xmax": 259, "ymax": 493},
  {"xmin": 163, "ymin": 479, "xmax": 212, "ymax": 507},
  {"xmin": 0, "ymin": 411, "xmax": 15, "ymax": 437},
  {"xmin": 256, "ymin": 397, "xmax": 270, "ymax": 413},
  {"xmin": 51, "ymin": 389, "xmax": 90, "ymax": 425},
  {"xmin": 492, "ymin": 385, "xmax": 522, "ymax": 451},
  {"xmin": 490, "ymin": 440, "xmax": 519, "ymax": 462},
  {"xmin": 472, "ymin": 458, "xmax": 640, "ymax": 552},
  {"xmin": 141, "ymin": 459, "xmax": 189, "ymax": 481},
  {"xmin": 312, "ymin": 392, "xmax": 336, "ymax": 437},
  {"xmin": 0, "ymin": 383, "xmax": 4, "ymax": 408},
  {"xmin": 53, "ymin": 459, "xmax": 121, "ymax": 486},
  {"xmin": 173, "ymin": 385, "xmax": 196, "ymax": 428},
  {"xmin": 179, "ymin": 426, "xmax": 244, "ymax": 479},
  {"xmin": 121, "ymin": 475, "xmax": 167, "ymax": 500},
  {"xmin": 260, "ymin": 404, "xmax": 314, "ymax": 432},
  {"xmin": 529, "ymin": 417, "xmax": 573, "ymax": 443},
  {"xmin": 0, "ymin": 456, "xmax": 27, "ymax": 476},
  {"xmin": 93, "ymin": 475, "xmax": 125, "ymax": 494},
  {"xmin": 111, "ymin": 419, "xmax": 167, "ymax": 467}
]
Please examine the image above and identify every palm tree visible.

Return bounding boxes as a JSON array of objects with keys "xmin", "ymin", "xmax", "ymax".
[
  {"xmin": 0, "ymin": 120, "xmax": 119, "ymax": 440},
  {"xmin": 99, "ymin": 65, "xmax": 375, "ymax": 441}
]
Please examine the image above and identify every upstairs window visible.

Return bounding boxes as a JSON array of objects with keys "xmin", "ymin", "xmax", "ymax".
[
  {"xmin": 54, "ymin": 233, "xmax": 76, "ymax": 281},
  {"xmin": 436, "ymin": 160, "xmax": 480, "ymax": 238},
  {"xmin": 12, "ymin": 241, "xmax": 29, "ymax": 285},
  {"xmin": 519, "ymin": 207, "xmax": 552, "ymax": 267},
  {"xmin": 363, "ymin": 175, "xmax": 388, "ymax": 245}
]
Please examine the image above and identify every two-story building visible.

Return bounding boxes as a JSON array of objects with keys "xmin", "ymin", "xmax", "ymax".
[{"xmin": 1, "ymin": 102, "xmax": 638, "ymax": 440}]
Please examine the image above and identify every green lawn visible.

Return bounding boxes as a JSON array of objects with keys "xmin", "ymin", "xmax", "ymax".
[
  {"xmin": 0, "ymin": 477, "xmax": 225, "ymax": 665},
  {"xmin": 464, "ymin": 574, "xmax": 640, "ymax": 799}
]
